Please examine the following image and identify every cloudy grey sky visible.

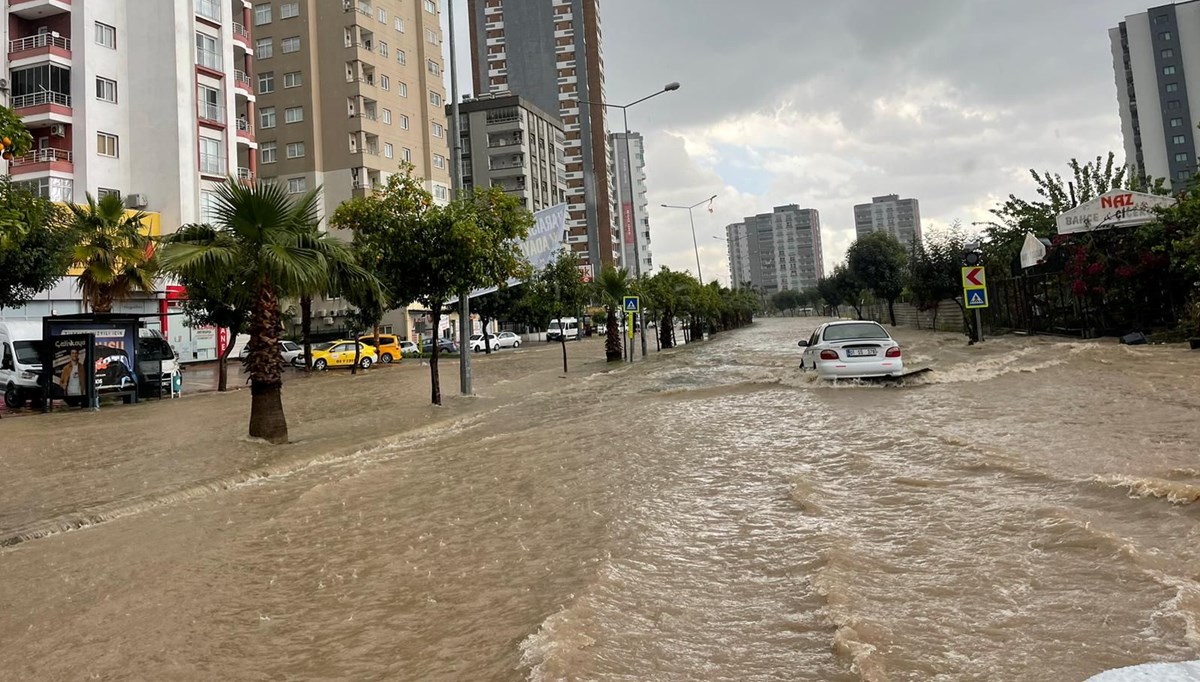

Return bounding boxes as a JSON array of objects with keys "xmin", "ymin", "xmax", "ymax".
[{"xmin": 446, "ymin": 0, "xmax": 1154, "ymax": 285}]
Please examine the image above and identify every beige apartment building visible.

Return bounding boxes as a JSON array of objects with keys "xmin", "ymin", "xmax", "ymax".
[{"xmin": 248, "ymin": 0, "xmax": 451, "ymax": 337}]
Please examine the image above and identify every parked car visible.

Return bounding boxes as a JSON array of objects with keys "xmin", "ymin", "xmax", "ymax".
[
  {"xmin": 243, "ymin": 340, "xmax": 304, "ymax": 365},
  {"xmin": 546, "ymin": 317, "xmax": 581, "ymax": 341},
  {"xmin": 421, "ymin": 338, "xmax": 459, "ymax": 354},
  {"xmin": 799, "ymin": 321, "xmax": 903, "ymax": 380},
  {"xmin": 495, "ymin": 331, "xmax": 522, "ymax": 349},
  {"xmin": 398, "ymin": 340, "xmax": 420, "ymax": 357},
  {"xmin": 469, "ymin": 334, "xmax": 498, "ymax": 352},
  {"xmin": 358, "ymin": 334, "xmax": 403, "ymax": 364},
  {"xmin": 303, "ymin": 340, "xmax": 378, "ymax": 370}
]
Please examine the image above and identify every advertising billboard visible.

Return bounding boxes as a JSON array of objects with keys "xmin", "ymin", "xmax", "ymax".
[
  {"xmin": 45, "ymin": 334, "xmax": 95, "ymax": 409},
  {"xmin": 44, "ymin": 316, "xmax": 140, "ymax": 401},
  {"xmin": 457, "ymin": 202, "xmax": 569, "ymax": 301}
]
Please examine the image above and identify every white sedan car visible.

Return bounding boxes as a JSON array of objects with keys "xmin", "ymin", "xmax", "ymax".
[
  {"xmin": 495, "ymin": 331, "xmax": 521, "ymax": 349},
  {"xmin": 799, "ymin": 321, "xmax": 903, "ymax": 379}
]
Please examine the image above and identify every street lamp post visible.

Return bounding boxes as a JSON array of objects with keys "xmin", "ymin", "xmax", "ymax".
[
  {"xmin": 662, "ymin": 195, "xmax": 718, "ymax": 283},
  {"xmin": 446, "ymin": 0, "xmax": 472, "ymax": 396},
  {"xmin": 580, "ymin": 81, "xmax": 679, "ymax": 360}
]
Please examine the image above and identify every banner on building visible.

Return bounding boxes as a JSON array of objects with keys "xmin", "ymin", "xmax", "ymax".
[{"xmin": 453, "ymin": 202, "xmax": 569, "ymax": 301}]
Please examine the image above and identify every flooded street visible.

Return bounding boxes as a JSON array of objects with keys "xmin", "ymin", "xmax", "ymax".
[{"xmin": 2, "ymin": 318, "xmax": 1199, "ymax": 681}]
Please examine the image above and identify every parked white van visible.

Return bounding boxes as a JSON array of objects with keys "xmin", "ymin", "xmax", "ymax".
[
  {"xmin": 0, "ymin": 321, "xmax": 45, "ymax": 409},
  {"xmin": 546, "ymin": 317, "xmax": 581, "ymax": 342}
]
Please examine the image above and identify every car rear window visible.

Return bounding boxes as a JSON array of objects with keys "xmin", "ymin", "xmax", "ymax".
[{"xmin": 823, "ymin": 323, "xmax": 890, "ymax": 341}]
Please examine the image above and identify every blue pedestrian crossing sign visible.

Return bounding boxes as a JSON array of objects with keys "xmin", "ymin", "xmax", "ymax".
[
  {"xmin": 964, "ymin": 287, "xmax": 988, "ymax": 309},
  {"xmin": 623, "ymin": 296, "xmax": 640, "ymax": 313}
]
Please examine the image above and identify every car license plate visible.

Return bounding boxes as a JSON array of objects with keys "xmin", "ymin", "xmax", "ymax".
[{"xmin": 847, "ymin": 348, "xmax": 876, "ymax": 357}]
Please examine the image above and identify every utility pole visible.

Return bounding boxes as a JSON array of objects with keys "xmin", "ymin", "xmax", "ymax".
[{"xmin": 448, "ymin": 0, "xmax": 471, "ymax": 395}]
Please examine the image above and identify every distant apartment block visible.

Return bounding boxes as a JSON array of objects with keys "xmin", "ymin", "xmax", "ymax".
[
  {"xmin": 456, "ymin": 92, "xmax": 567, "ymax": 213},
  {"xmin": 611, "ymin": 131, "xmax": 653, "ymax": 276},
  {"xmin": 1110, "ymin": 2, "xmax": 1200, "ymax": 186},
  {"xmin": 726, "ymin": 205, "xmax": 824, "ymax": 295},
  {"xmin": 853, "ymin": 194, "xmax": 922, "ymax": 246},
  {"xmin": 468, "ymin": 0, "xmax": 616, "ymax": 277}
]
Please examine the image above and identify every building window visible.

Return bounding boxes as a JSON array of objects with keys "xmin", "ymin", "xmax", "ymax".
[
  {"xmin": 97, "ymin": 188, "xmax": 120, "ymax": 200},
  {"xmin": 1155, "ymin": 14, "xmax": 1170, "ymax": 24},
  {"xmin": 1174, "ymin": 134, "xmax": 1187, "ymax": 144},
  {"xmin": 196, "ymin": 32, "xmax": 222, "ymax": 70},
  {"xmin": 1162, "ymin": 48, "xmax": 1175, "ymax": 58},
  {"xmin": 97, "ymin": 132, "xmax": 119, "ymax": 157},
  {"xmin": 285, "ymin": 106, "xmax": 304, "ymax": 123},
  {"xmin": 384, "ymin": 143, "xmax": 394, "ymax": 158},
  {"xmin": 401, "ymin": 114, "xmax": 410, "ymax": 130},
  {"xmin": 198, "ymin": 84, "xmax": 222, "ymax": 120},
  {"xmin": 430, "ymin": 91, "xmax": 442, "ymax": 106},
  {"xmin": 427, "ymin": 60, "xmax": 441, "ymax": 76},
  {"xmin": 379, "ymin": 40, "xmax": 389, "ymax": 58},
  {"xmin": 288, "ymin": 177, "xmax": 307, "ymax": 194},
  {"xmin": 1162, "ymin": 31, "xmax": 1174, "ymax": 41},
  {"xmin": 434, "ymin": 185, "xmax": 448, "ymax": 200},
  {"xmin": 1171, "ymin": 117, "xmax": 1184, "ymax": 127},
  {"xmin": 200, "ymin": 190, "xmax": 219, "ymax": 224},
  {"xmin": 281, "ymin": 37, "xmax": 301, "ymax": 53},
  {"xmin": 260, "ymin": 141, "xmax": 277, "ymax": 163},
  {"xmin": 286, "ymin": 142, "xmax": 305, "ymax": 158},
  {"xmin": 199, "ymin": 137, "xmax": 224, "ymax": 174},
  {"xmin": 433, "ymin": 154, "xmax": 446, "ymax": 169},
  {"xmin": 254, "ymin": 3, "xmax": 272, "ymax": 25},
  {"xmin": 424, "ymin": 0, "xmax": 437, "ymax": 13},
  {"xmin": 395, "ymin": 17, "xmax": 405, "ymax": 32},
  {"xmin": 1164, "ymin": 65, "xmax": 1177, "ymax": 76},
  {"xmin": 281, "ymin": 2, "xmax": 300, "ymax": 19},
  {"xmin": 1177, "ymin": 169, "xmax": 1191, "ymax": 181},
  {"xmin": 260, "ymin": 106, "xmax": 276, "ymax": 129},
  {"xmin": 95, "ymin": 22, "xmax": 116, "ymax": 49},
  {"xmin": 96, "ymin": 77, "xmax": 117, "ymax": 103},
  {"xmin": 12, "ymin": 178, "xmax": 73, "ymax": 202},
  {"xmin": 256, "ymin": 38, "xmax": 273, "ymax": 59},
  {"xmin": 1177, "ymin": 152, "xmax": 1190, "ymax": 162},
  {"xmin": 432, "ymin": 122, "xmax": 444, "ymax": 138},
  {"xmin": 258, "ymin": 71, "xmax": 275, "ymax": 93},
  {"xmin": 1168, "ymin": 100, "xmax": 1182, "ymax": 110},
  {"xmin": 381, "ymin": 75, "xmax": 390, "ymax": 91},
  {"xmin": 1168, "ymin": 83, "xmax": 1179, "ymax": 93},
  {"xmin": 402, "ymin": 147, "xmax": 412, "ymax": 162},
  {"xmin": 398, "ymin": 82, "xmax": 408, "ymax": 97},
  {"xmin": 283, "ymin": 71, "xmax": 303, "ymax": 88},
  {"xmin": 378, "ymin": 7, "xmax": 387, "ymax": 22},
  {"xmin": 196, "ymin": 0, "xmax": 221, "ymax": 21},
  {"xmin": 426, "ymin": 28, "xmax": 439, "ymax": 45},
  {"xmin": 382, "ymin": 108, "xmax": 392, "ymax": 124}
]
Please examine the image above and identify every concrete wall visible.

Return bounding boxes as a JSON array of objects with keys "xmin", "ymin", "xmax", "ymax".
[{"xmin": 857, "ymin": 299, "xmax": 965, "ymax": 333}]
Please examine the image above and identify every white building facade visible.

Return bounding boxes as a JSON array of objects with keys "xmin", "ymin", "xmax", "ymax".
[{"xmin": 611, "ymin": 131, "xmax": 652, "ymax": 276}]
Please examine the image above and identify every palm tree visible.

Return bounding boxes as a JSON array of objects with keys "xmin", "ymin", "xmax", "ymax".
[
  {"xmin": 160, "ymin": 180, "xmax": 360, "ymax": 444},
  {"xmin": 67, "ymin": 192, "xmax": 158, "ymax": 313},
  {"xmin": 594, "ymin": 265, "xmax": 629, "ymax": 362}
]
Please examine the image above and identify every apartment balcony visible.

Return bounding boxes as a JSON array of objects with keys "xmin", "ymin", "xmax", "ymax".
[
  {"xmin": 8, "ymin": 0, "xmax": 70, "ymax": 20},
  {"xmin": 237, "ymin": 167, "xmax": 253, "ymax": 181},
  {"xmin": 489, "ymin": 161, "xmax": 525, "ymax": 178},
  {"xmin": 487, "ymin": 133, "xmax": 523, "ymax": 150},
  {"xmin": 7, "ymin": 147, "xmax": 72, "ymax": 175},
  {"xmin": 196, "ymin": 48, "xmax": 223, "ymax": 74},
  {"xmin": 233, "ymin": 70, "xmax": 253, "ymax": 97},
  {"xmin": 12, "ymin": 90, "xmax": 72, "ymax": 125},
  {"xmin": 8, "ymin": 32, "xmax": 71, "ymax": 62},
  {"xmin": 235, "ymin": 117, "xmax": 254, "ymax": 143},
  {"xmin": 232, "ymin": 22, "xmax": 251, "ymax": 50}
]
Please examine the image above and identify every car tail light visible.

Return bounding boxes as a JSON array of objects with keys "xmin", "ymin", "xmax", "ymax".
[
  {"xmin": 886, "ymin": 346, "xmax": 902, "ymax": 358},
  {"xmin": 819, "ymin": 349, "xmax": 839, "ymax": 360}
]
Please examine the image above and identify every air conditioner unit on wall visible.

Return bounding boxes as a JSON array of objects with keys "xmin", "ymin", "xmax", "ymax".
[
  {"xmin": 50, "ymin": 124, "xmax": 66, "ymax": 137},
  {"xmin": 323, "ymin": 317, "xmax": 334, "ymax": 325},
  {"xmin": 125, "ymin": 193, "xmax": 149, "ymax": 208}
]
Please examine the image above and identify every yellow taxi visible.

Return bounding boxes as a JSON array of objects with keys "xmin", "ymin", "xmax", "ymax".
[
  {"xmin": 357, "ymin": 334, "xmax": 404, "ymax": 364},
  {"xmin": 307, "ymin": 339, "xmax": 378, "ymax": 370}
]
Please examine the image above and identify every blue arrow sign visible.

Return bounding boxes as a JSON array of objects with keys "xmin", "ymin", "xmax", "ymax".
[{"xmin": 623, "ymin": 296, "xmax": 640, "ymax": 313}]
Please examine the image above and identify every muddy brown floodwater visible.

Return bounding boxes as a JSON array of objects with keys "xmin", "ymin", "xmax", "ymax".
[{"xmin": 1, "ymin": 319, "xmax": 1199, "ymax": 681}]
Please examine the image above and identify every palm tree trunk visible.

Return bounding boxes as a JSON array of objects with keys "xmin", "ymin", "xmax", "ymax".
[
  {"xmin": 373, "ymin": 326, "xmax": 381, "ymax": 358},
  {"xmin": 605, "ymin": 306, "xmax": 621, "ymax": 361},
  {"xmin": 217, "ymin": 323, "xmax": 239, "ymax": 392},
  {"xmin": 429, "ymin": 301, "xmax": 442, "ymax": 405},
  {"xmin": 247, "ymin": 280, "xmax": 288, "ymax": 444},
  {"xmin": 301, "ymin": 296, "xmax": 313, "ymax": 373}
]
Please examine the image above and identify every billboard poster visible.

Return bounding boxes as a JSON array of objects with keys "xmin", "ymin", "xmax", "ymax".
[
  {"xmin": 45, "ymin": 334, "xmax": 95, "ymax": 409},
  {"xmin": 454, "ymin": 202, "xmax": 569, "ymax": 302},
  {"xmin": 45, "ymin": 319, "xmax": 139, "ymax": 398},
  {"xmin": 622, "ymin": 202, "xmax": 635, "ymax": 246}
]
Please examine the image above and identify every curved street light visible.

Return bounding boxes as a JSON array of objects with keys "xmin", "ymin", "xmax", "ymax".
[{"xmin": 661, "ymin": 194, "xmax": 718, "ymax": 282}]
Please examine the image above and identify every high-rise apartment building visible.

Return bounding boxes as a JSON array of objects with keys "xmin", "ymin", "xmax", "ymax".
[
  {"xmin": 467, "ymin": 0, "xmax": 616, "ymax": 278},
  {"xmin": 725, "ymin": 205, "xmax": 823, "ymax": 295},
  {"xmin": 611, "ymin": 131, "xmax": 652, "ymax": 276},
  {"xmin": 853, "ymin": 194, "xmax": 922, "ymax": 246},
  {"xmin": 251, "ymin": 0, "xmax": 451, "ymax": 217},
  {"xmin": 2, "ymin": 0, "xmax": 255, "ymax": 230},
  {"xmin": 456, "ymin": 92, "xmax": 567, "ymax": 213},
  {"xmin": 1111, "ymin": 2, "xmax": 1200, "ymax": 186}
]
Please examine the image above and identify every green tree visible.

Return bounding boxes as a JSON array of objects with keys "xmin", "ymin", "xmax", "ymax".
[
  {"xmin": 160, "ymin": 180, "xmax": 355, "ymax": 444},
  {"xmin": 532, "ymin": 250, "xmax": 588, "ymax": 371},
  {"xmin": 0, "ymin": 179, "xmax": 71, "ymax": 311},
  {"xmin": 645, "ymin": 268, "xmax": 695, "ymax": 348},
  {"xmin": 332, "ymin": 171, "xmax": 532, "ymax": 404},
  {"xmin": 594, "ymin": 265, "xmax": 630, "ymax": 362},
  {"xmin": 907, "ymin": 225, "xmax": 969, "ymax": 328},
  {"xmin": 847, "ymin": 231, "xmax": 907, "ymax": 325},
  {"xmin": 66, "ymin": 192, "xmax": 158, "ymax": 313},
  {"xmin": 830, "ymin": 264, "xmax": 864, "ymax": 318},
  {"xmin": 0, "ymin": 105, "xmax": 34, "ymax": 161}
]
